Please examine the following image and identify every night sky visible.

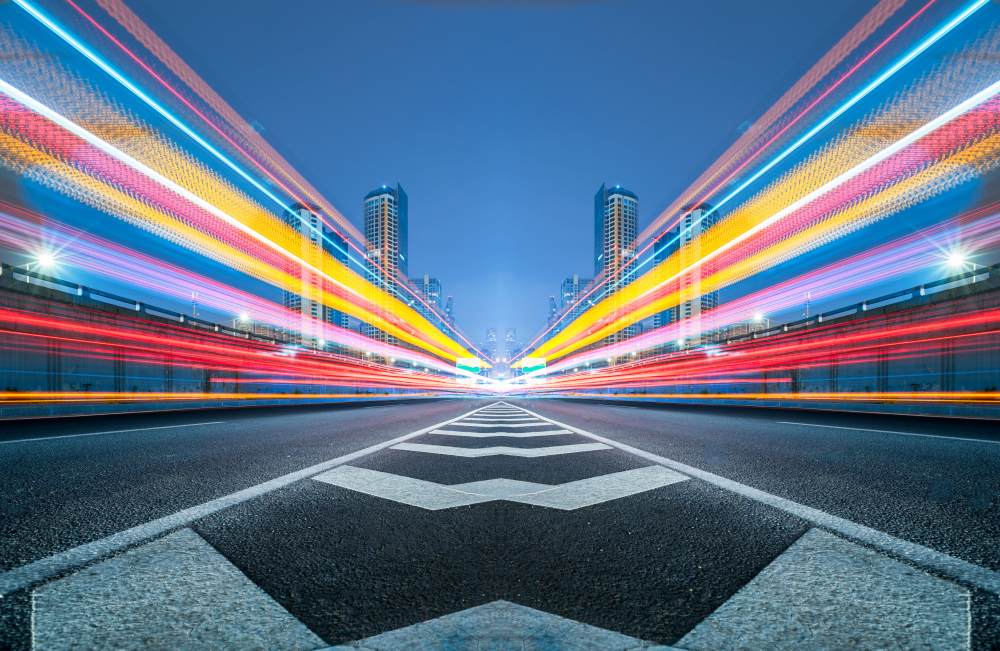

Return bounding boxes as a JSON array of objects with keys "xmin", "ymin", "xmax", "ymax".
[{"xmin": 124, "ymin": 0, "xmax": 875, "ymax": 347}]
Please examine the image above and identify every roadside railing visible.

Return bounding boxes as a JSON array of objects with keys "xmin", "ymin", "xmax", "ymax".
[
  {"xmin": 723, "ymin": 263, "xmax": 1000, "ymax": 345},
  {"xmin": 0, "ymin": 262, "xmax": 288, "ymax": 346}
]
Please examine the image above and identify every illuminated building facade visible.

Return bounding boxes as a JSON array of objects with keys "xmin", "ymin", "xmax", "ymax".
[
  {"xmin": 595, "ymin": 184, "xmax": 638, "ymax": 350},
  {"xmin": 363, "ymin": 185, "xmax": 408, "ymax": 346},
  {"xmin": 282, "ymin": 203, "xmax": 349, "ymax": 349}
]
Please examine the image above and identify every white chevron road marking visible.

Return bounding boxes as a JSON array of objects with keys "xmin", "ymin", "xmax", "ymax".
[
  {"xmin": 313, "ymin": 465, "xmax": 688, "ymax": 510},
  {"xmin": 444, "ymin": 422, "xmax": 557, "ymax": 428},
  {"xmin": 391, "ymin": 442, "xmax": 611, "ymax": 457},
  {"xmin": 430, "ymin": 429, "xmax": 572, "ymax": 437}
]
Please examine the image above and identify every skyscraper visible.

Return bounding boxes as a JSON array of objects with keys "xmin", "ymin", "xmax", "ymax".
[
  {"xmin": 560, "ymin": 274, "xmax": 593, "ymax": 308},
  {"xmin": 655, "ymin": 203, "xmax": 719, "ymax": 347},
  {"xmin": 486, "ymin": 328, "xmax": 498, "ymax": 378},
  {"xmin": 652, "ymin": 228, "xmax": 678, "ymax": 331},
  {"xmin": 594, "ymin": 184, "xmax": 638, "ymax": 279},
  {"xmin": 363, "ymin": 184, "xmax": 408, "ymax": 345},
  {"xmin": 445, "ymin": 295, "xmax": 455, "ymax": 327},
  {"xmin": 595, "ymin": 184, "xmax": 638, "ymax": 349},
  {"xmin": 548, "ymin": 296, "xmax": 557, "ymax": 327},
  {"xmin": 409, "ymin": 275, "xmax": 442, "ymax": 321},
  {"xmin": 505, "ymin": 328, "xmax": 516, "ymax": 359},
  {"xmin": 282, "ymin": 203, "xmax": 348, "ymax": 349},
  {"xmin": 485, "ymin": 328, "xmax": 497, "ymax": 360}
]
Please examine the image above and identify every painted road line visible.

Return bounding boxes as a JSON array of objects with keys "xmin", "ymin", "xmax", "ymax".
[
  {"xmin": 0, "ymin": 404, "xmax": 499, "ymax": 596},
  {"xmin": 445, "ymin": 422, "xmax": 559, "ymax": 428},
  {"xmin": 779, "ymin": 421, "xmax": 1000, "ymax": 445},
  {"xmin": 391, "ymin": 442, "xmax": 611, "ymax": 457},
  {"xmin": 0, "ymin": 422, "xmax": 226, "ymax": 446},
  {"xmin": 430, "ymin": 429, "xmax": 572, "ymax": 437},
  {"xmin": 677, "ymin": 528, "xmax": 969, "ymax": 651},
  {"xmin": 328, "ymin": 599, "xmax": 678, "ymax": 649},
  {"xmin": 518, "ymin": 406, "xmax": 1000, "ymax": 595},
  {"xmin": 314, "ymin": 465, "xmax": 686, "ymax": 510},
  {"xmin": 33, "ymin": 529, "xmax": 324, "ymax": 651}
]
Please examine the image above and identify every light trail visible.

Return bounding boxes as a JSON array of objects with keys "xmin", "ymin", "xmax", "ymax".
[
  {"xmin": 532, "ymin": 53, "xmax": 1000, "ymax": 362},
  {"xmin": 513, "ymin": 0, "xmax": 977, "ymax": 363},
  {"xmin": 14, "ymin": 0, "xmax": 475, "ymax": 356}
]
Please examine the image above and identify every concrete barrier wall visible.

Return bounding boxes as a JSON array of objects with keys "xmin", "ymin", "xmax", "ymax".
[
  {"xmin": 553, "ymin": 275, "xmax": 1000, "ymax": 418},
  {"xmin": 0, "ymin": 274, "xmax": 423, "ymax": 419}
]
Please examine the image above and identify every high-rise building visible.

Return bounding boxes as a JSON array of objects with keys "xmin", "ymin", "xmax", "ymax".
[
  {"xmin": 595, "ymin": 184, "xmax": 638, "ymax": 350},
  {"xmin": 282, "ymin": 203, "xmax": 348, "ymax": 349},
  {"xmin": 409, "ymin": 274, "xmax": 442, "ymax": 323},
  {"xmin": 324, "ymin": 228, "xmax": 350, "ymax": 332},
  {"xmin": 548, "ymin": 296, "xmax": 557, "ymax": 326},
  {"xmin": 560, "ymin": 274, "xmax": 593, "ymax": 308},
  {"xmin": 445, "ymin": 295, "xmax": 455, "ymax": 327},
  {"xmin": 485, "ymin": 328, "xmax": 497, "ymax": 360},
  {"xmin": 652, "ymin": 228, "xmax": 678, "ymax": 331},
  {"xmin": 410, "ymin": 275, "xmax": 442, "ymax": 308},
  {"xmin": 655, "ymin": 203, "xmax": 719, "ymax": 348},
  {"xmin": 505, "ymin": 328, "xmax": 516, "ymax": 358},
  {"xmin": 595, "ymin": 184, "xmax": 638, "ymax": 279},
  {"xmin": 560, "ymin": 274, "xmax": 595, "ymax": 329},
  {"xmin": 363, "ymin": 184, "xmax": 408, "ymax": 346},
  {"xmin": 485, "ymin": 328, "xmax": 498, "ymax": 378}
]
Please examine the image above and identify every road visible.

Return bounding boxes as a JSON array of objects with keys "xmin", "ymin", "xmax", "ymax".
[{"xmin": 0, "ymin": 398, "xmax": 998, "ymax": 649}]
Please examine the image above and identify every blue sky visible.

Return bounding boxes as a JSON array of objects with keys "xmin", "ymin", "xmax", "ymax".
[{"xmin": 118, "ymin": 0, "xmax": 878, "ymax": 347}]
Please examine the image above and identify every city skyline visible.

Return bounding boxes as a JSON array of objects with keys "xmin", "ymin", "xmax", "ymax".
[
  {"xmin": 3, "ymin": 2, "xmax": 1000, "ymax": 647},
  {"xmin": 115, "ymin": 0, "xmax": 878, "ymax": 342}
]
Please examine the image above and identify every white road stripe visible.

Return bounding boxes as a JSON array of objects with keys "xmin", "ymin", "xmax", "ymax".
[
  {"xmin": 0, "ymin": 422, "xmax": 225, "ymax": 445},
  {"xmin": 313, "ymin": 465, "xmax": 687, "ymax": 510},
  {"xmin": 460, "ymin": 419, "xmax": 540, "ymax": 423},
  {"xmin": 779, "ymin": 421, "xmax": 1000, "ymax": 445},
  {"xmin": 517, "ymin": 406, "xmax": 1000, "ymax": 595},
  {"xmin": 0, "ymin": 404, "xmax": 497, "ymax": 596},
  {"xmin": 391, "ymin": 442, "xmax": 611, "ymax": 457},
  {"xmin": 430, "ymin": 429, "xmax": 572, "ymax": 438},
  {"xmin": 446, "ymin": 422, "xmax": 556, "ymax": 428}
]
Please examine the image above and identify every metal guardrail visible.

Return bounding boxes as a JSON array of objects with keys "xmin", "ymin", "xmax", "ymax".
[
  {"xmin": 0, "ymin": 262, "xmax": 286, "ymax": 346},
  {"xmin": 723, "ymin": 262, "xmax": 1000, "ymax": 345}
]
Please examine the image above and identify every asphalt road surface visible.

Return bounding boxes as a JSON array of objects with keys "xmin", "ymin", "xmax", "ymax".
[{"xmin": 1, "ymin": 398, "xmax": 998, "ymax": 650}]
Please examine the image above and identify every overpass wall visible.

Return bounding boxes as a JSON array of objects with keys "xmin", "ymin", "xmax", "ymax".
[
  {"xmin": 0, "ymin": 273, "xmax": 422, "ymax": 419},
  {"xmin": 560, "ymin": 275, "xmax": 1000, "ymax": 418}
]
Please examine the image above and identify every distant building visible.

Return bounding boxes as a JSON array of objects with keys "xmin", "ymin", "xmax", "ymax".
[
  {"xmin": 560, "ymin": 274, "xmax": 593, "ymax": 308},
  {"xmin": 728, "ymin": 317, "xmax": 770, "ymax": 340},
  {"xmin": 595, "ymin": 184, "xmax": 638, "ymax": 280},
  {"xmin": 445, "ymin": 295, "xmax": 455, "ymax": 327},
  {"xmin": 410, "ymin": 275, "xmax": 442, "ymax": 308},
  {"xmin": 548, "ymin": 296, "xmax": 557, "ymax": 327},
  {"xmin": 409, "ymin": 274, "xmax": 443, "ymax": 324},
  {"xmin": 595, "ymin": 184, "xmax": 638, "ymax": 351},
  {"xmin": 652, "ymin": 228, "xmax": 678, "ymax": 331},
  {"xmin": 505, "ymin": 328, "xmax": 516, "ymax": 358},
  {"xmin": 485, "ymin": 328, "xmax": 497, "ymax": 360},
  {"xmin": 363, "ymin": 185, "xmax": 408, "ymax": 346},
  {"xmin": 560, "ymin": 274, "xmax": 594, "ymax": 327},
  {"xmin": 674, "ymin": 204, "xmax": 719, "ymax": 347},
  {"xmin": 281, "ymin": 203, "xmax": 348, "ymax": 349},
  {"xmin": 233, "ymin": 317, "xmax": 277, "ymax": 341}
]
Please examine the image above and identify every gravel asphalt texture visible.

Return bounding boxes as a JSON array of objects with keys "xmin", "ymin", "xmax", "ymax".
[{"xmin": 1, "ymin": 398, "xmax": 997, "ymax": 649}]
